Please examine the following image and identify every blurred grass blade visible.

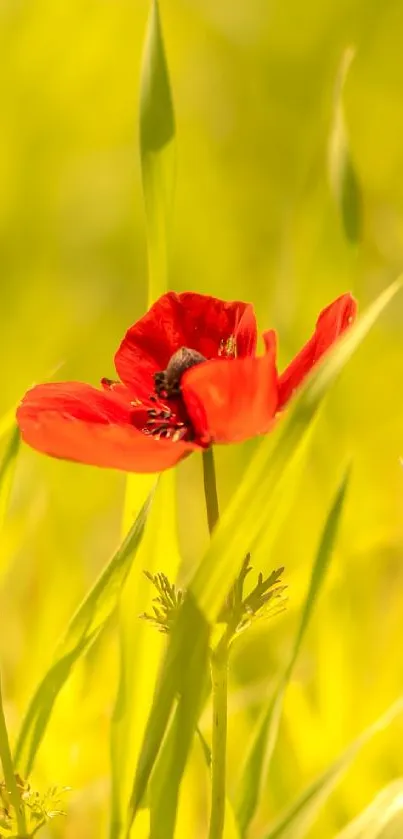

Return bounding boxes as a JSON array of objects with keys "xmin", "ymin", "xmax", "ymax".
[
  {"xmin": 126, "ymin": 594, "xmax": 210, "ymax": 835},
  {"xmin": 0, "ymin": 426, "xmax": 26, "ymax": 835},
  {"xmin": 110, "ymin": 472, "xmax": 181, "ymax": 839},
  {"xmin": 191, "ymin": 279, "xmax": 401, "ymax": 624},
  {"xmin": 235, "ymin": 467, "xmax": 351, "ymax": 835},
  {"xmin": 0, "ymin": 426, "xmax": 20, "ymax": 538},
  {"xmin": 109, "ymin": 472, "xmax": 154, "ymax": 839},
  {"xmin": 140, "ymin": 0, "xmax": 176, "ymax": 303},
  {"xmin": 148, "ymin": 647, "xmax": 210, "ymax": 839},
  {"xmin": 0, "ymin": 410, "xmax": 18, "ymax": 442},
  {"xmin": 328, "ymin": 46, "xmax": 362, "ymax": 243},
  {"xmin": 0, "ymin": 672, "xmax": 27, "ymax": 836},
  {"xmin": 335, "ymin": 779, "xmax": 403, "ymax": 839},
  {"xmin": 14, "ymin": 491, "xmax": 154, "ymax": 777},
  {"xmin": 111, "ymin": 3, "xmax": 177, "ymax": 835},
  {"xmin": 260, "ymin": 697, "xmax": 403, "ymax": 839}
]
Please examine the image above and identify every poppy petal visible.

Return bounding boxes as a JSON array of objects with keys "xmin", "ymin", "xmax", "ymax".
[
  {"xmin": 235, "ymin": 302, "xmax": 258, "ymax": 357},
  {"xmin": 182, "ymin": 331, "xmax": 278, "ymax": 444},
  {"xmin": 177, "ymin": 293, "xmax": 257, "ymax": 359},
  {"xmin": 278, "ymin": 293, "xmax": 357, "ymax": 409},
  {"xmin": 114, "ymin": 291, "xmax": 257, "ymax": 390},
  {"xmin": 100, "ymin": 377, "xmax": 152, "ymax": 405},
  {"xmin": 17, "ymin": 382, "xmax": 197, "ymax": 473}
]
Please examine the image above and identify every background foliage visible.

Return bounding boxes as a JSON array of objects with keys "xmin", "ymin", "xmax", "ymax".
[{"xmin": 1, "ymin": 0, "xmax": 403, "ymax": 836}]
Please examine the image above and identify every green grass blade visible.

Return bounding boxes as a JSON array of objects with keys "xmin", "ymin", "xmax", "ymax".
[
  {"xmin": 0, "ymin": 673, "xmax": 27, "ymax": 835},
  {"xmin": 0, "ymin": 410, "xmax": 18, "ymax": 443},
  {"xmin": 191, "ymin": 279, "xmax": 401, "ymax": 624},
  {"xmin": 109, "ymin": 474, "xmax": 155, "ymax": 839},
  {"xmin": 235, "ymin": 467, "xmax": 351, "ymax": 835},
  {"xmin": 335, "ymin": 779, "xmax": 403, "ymax": 839},
  {"xmin": 0, "ymin": 426, "xmax": 26, "ymax": 834},
  {"xmin": 140, "ymin": 0, "xmax": 176, "ymax": 303},
  {"xmin": 126, "ymin": 594, "xmax": 210, "ymax": 834},
  {"xmin": 110, "ymin": 3, "xmax": 177, "ymax": 834},
  {"xmin": 328, "ymin": 47, "xmax": 362, "ymax": 243},
  {"xmin": 0, "ymin": 426, "xmax": 20, "ymax": 540},
  {"xmin": 14, "ymin": 490, "xmax": 154, "ymax": 777},
  {"xmin": 109, "ymin": 472, "xmax": 181, "ymax": 839},
  {"xmin": 148, "ymin": 648, "xmax": 210, "ymax": 839},
  {"xmin": 260, "ymin": 697, "xmax": 403, "ymax": 839}
]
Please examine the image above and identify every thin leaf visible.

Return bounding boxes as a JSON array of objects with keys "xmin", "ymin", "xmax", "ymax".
[
  {"xmin": 0, "ymin": 671, "xmax": 27, "ymax": 836},
  {"xmin": 148, "ymin": 647, "xmax": 210, "ymax": 839},
  {"xmin": 126, "ymin": 594, "xmax": 210, "ymax": 835},
  {"xmin": 336, "ymin": 779, "xmax": 403, "ymax": 839},
  {"xmin": 123, "ymin": 280, "xmax": 401, "ymax": 830},
  {"xmin": 0, "ymin": 410, "xmax": 18, "ymax": 443},
  {"xmin": 109, "ymin": 473, "xmax": 155, "ymax": 839},
  {"xmin": 0, "ymin": 426, "xmax": 20, "ymax": 540},
  {"xmin": 140, "ymin": 0, "xmax": 176, "ymax": 303},
  {"xmin": 260, "ymin": 697, "xmax": 403, "ymax": 839},
  {"xmin": 111, "ymin": 3, "xmax": 177, "ymax": 834},
  {"xmin": 14, "ymin": 491, "xmax": 154, "ymax": 777},
  {"xmin": 0, "ymin": 427, "xmax": 26, "ymax": 835},
  {"xmin": 235, "ymin": 467, "xmax": 351, "ymax": 835},
  {"xmin": 109, "ymin": 472, "xmax": 181, "ymax": 839},
  {"xmin": 328, "ymin": 47, "xmax": 362, "ymax": 243}
]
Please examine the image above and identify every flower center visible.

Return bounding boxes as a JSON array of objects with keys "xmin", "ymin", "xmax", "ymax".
[
  {"xmin": 153, "ymin": 347, "xmax": 206, "ymax": 399},
  {"xmin": 143, "ymin": 400, "xmax": 188, "ymax": 441}
]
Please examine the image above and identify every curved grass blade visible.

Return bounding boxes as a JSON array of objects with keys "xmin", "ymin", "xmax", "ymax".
[
  {"xmin": 14, "ymin": 490, "xmax": 154, "ymax": 777},
  {"xmin": 149, "ymin": 696, "xmax": 240, "ymax": 839},
  {"xmin": 260, "ymin": 697, "xmax": 403, "ymax": 839},
  {"xmin": 123, "ymin": 279, "xmax": 401, "ymax": 834},
  {"xmin": 335, "ymin": 779, "xmax": 403, "ymax": 839},
  {"xmin": 328, "ymin": 47, "xmax": 362, "ymax": 243},
  {"xmin": 126, "ymin": 594, "xmax": 210, "ymax": 836},
  {"xmin": 147, "ymin": 676, "xmax": 213, "ymax": 839},
  {"xmin": 235, "ymin": 467, "xmax": 351, "ymax": 835},
  {"xmin": 148, "ymin": 652, "xmax": 210, "ymax": 839},
  {"xmin": 140, "ymin": 0, "xmax": 176, "ymax": 303}
]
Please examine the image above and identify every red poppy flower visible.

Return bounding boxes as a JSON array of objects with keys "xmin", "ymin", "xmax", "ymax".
[{"xmin": 16, "ymin": 291, "xmax": 356, "ymax": 473}]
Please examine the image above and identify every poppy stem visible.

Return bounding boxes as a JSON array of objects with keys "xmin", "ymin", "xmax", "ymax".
[
  {"xmin": 202, "ymin": 447, "xmax": 229, "ymax": 839},
  {"xmin": 0, "ymin": 672, "xmax": 27, "ymax": 836},
  {"xmin": 202, "ymin": 448, "xmax": 219, "ymax": 534}
]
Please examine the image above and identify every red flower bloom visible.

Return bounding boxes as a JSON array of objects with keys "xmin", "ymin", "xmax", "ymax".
[{"xmin": 16, "ymin": 291, "xmax": 356, "ymax": 473}]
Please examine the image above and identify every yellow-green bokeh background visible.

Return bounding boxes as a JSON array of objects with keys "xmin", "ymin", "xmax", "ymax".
[{"xmin": 1, "ymin": 0, "xmax": 403, "ymax": 836}]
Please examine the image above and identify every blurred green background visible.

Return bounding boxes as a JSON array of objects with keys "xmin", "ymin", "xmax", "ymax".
[{"xmin": 1, "ymin": 0, "xmax": 403, "ymax": 836}]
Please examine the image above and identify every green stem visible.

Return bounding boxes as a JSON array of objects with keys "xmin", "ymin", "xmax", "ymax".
[
  {"xmin": 0, "ymin": 674, "xmax": 27, "ymax": 836},
  {"xmin": 202, "ymin": 448, "xmax": 219, "ymax": 534},
  {"xmin": 202, "ymin": 447, "xmax": 228, "ymax": 839},
  {"xmin": 208, "ymin": 648, "xmax": 228, "ymax": 839}
]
